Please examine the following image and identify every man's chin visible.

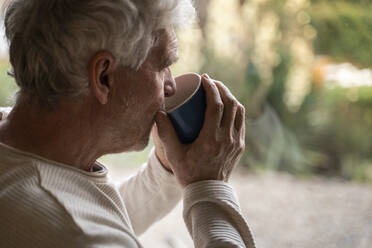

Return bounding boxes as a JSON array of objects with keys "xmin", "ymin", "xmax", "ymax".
[{"xmin": 117, "ymin": 121, "xmax": 154, "ymax": 153}]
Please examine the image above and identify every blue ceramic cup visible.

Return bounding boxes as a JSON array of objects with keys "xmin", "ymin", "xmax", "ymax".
[{"xmin": 165, "ymin": 73, "xmax": 206, "ymax": 144}]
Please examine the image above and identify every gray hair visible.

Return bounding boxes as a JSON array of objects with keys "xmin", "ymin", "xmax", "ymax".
[{"xmin": 2, "ymin": 0, "xmax": 195, "ymax": 106}]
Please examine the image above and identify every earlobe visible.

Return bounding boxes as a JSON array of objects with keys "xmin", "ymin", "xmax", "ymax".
[{"xmin": 88, "ymin": 51, "xmax": 115, "ymax": 105}]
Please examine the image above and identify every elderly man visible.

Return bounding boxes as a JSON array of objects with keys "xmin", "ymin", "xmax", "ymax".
[{"xmin": 0, "ymin": 0, "xmax": 255, "ymax": 247}]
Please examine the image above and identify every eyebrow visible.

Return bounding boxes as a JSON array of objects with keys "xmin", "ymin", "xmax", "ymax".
[
  {"xmin": 169, "ymin": 54, "xmax": 179, "ymax": 66},
  {"xmin": 161, "ymin": 53, "xmax": 179, "ymax": 68}
]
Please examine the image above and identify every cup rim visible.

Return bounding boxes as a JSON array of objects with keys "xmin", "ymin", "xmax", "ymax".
[{"xmin": 166, "ymin": 72, "xmax": 201, "ymax": 113}]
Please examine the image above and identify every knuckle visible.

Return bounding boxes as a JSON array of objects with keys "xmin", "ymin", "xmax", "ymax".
[
  {"xmin": 214, "ymin": 102, "xmax": 224, "ymax": 112},
  {"xmin": 205, "ymin": 79, "xmax": 217, "ymax": 91},
  {"xmin": 227, "ymin": 136, "xmax": 235, "ymax": 146},
  {"xmin": 238, "ymin": 142, "xmax": 246, "ymax": 154},
  {"xmin": 210, "ymin": 80, "xmax": 218, "ymax": 88},
  {"xmin": 239, "ymin": 103, "xmax": 245, "ymax": 111},
  {"xmin": 238, "ymin": 104, "xmax": 245, "ymax": 114},
  {"xmin": 228, "ymin": 99, "xmax": 238, "ymax": 110}
]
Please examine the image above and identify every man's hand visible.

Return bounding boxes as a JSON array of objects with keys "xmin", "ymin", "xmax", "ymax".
[{"xmin": 154, "ymin": 74, "xmax": 246, "ymax": 188}]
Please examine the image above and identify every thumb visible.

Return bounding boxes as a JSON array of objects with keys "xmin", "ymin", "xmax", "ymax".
[{"xmin": 155, "ymin": 111, "xmax": 182, "ymax": 153}]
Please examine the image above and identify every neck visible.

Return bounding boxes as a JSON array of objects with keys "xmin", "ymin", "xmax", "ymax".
[{"xmin": 0, "ymin": 99, "xmax": 105, "ymax": 171}]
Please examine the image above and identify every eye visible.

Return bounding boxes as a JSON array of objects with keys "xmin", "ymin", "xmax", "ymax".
[
  {"xmin": 161, "ymin": 60, "xmax": 173, "ymax": 71},
  {"xmin": 158, "ymin": 63, "xmax": 170, "ymax": 72}
]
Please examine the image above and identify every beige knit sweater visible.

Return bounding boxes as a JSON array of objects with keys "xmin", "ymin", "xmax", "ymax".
[{"xmin": 0, "ymin": 111, "xmax": 255, "ymax": 248}]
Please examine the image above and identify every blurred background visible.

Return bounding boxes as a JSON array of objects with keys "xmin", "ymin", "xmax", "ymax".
[{"xmin": 0, "ymin": 0, "xmax": 371, "ymax": 247}]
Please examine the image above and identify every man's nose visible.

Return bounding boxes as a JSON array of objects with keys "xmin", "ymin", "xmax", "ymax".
[{"xmin": 164, "ymin": 68, "xmax": 176, "ymax": 97}]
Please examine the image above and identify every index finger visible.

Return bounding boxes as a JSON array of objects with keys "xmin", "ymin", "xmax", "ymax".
[{"xmin": 201, "ymin": 74, "xmax": 224, "ymax": 131}]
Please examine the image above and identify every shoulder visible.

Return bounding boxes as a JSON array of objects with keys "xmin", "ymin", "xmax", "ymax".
[
  {"xmin": 0, "ymin": 147, "xmax": 140, "ymax": 247},
  {"xmin": 0, "ymin": 163, "xmax": 86, "ymax": 247}
]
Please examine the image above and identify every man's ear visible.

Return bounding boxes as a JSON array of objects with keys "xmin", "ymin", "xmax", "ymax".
[{"xmin": 88, "ymin": 51, "xmax": 115, "ymax": 105}]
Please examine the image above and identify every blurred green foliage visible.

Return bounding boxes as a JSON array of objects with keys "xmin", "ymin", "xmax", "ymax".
[
  {"xmin": 283, "ymin": 86, "xmax": 372, "ymax": 182},
  {"xmin": 310, "ymin": 1, "xmax": 372, "ymax": 68},
  {"xmin": 264, "ymin": 0, "xmax": 372, "ymax": 182}
]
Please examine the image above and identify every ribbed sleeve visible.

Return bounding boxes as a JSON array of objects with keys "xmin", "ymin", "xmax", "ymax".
[
  {"xmin": 118, "ymin": 147, "xmax": 182, "ymax": 235},
  {"xmin": 183, "ymin": 180, "xmax": 256, "ymax": 248},
  {"xmin": 0, "ymin": 140, "xmax": 256, "ymax": 248}
]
